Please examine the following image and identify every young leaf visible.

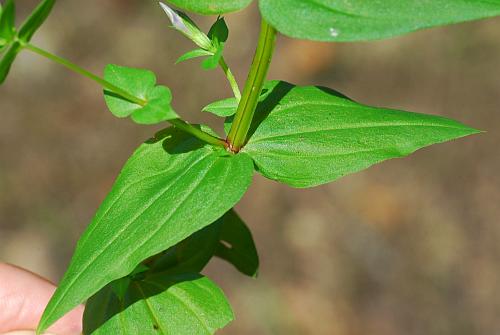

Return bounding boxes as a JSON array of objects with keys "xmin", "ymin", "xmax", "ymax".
[
  {"xmin": 0, "ymin": 41, "xmax": 21, "ymax": 84},
  {"xmin": 215, "ymin": 209, "xmax": 259, "ymax": 277},
  {"xmin": 206, "ymin": 85, "xmax": 275, "ymax": 118},
  {"xmin": 18, "ymin": 0, "xmax": 56, "ymax": 42},
  {"xmin": 0, "ymin": 0, "xmax": 15, "ymax": 42},
  {"xmin": 203, "ymin": 97, "xmax": 238, "ymax": 117},
  {"xmin": 37, "ymin": 128, "xmax": 254, "ymax": 333},
  {"xmin": 201, "ymin": 44, "xmax": 223, "ymax": 70},
  {"xmin": 259, "ymin": 0, "xmax": 500, "ymax": 42},
  {"xmin": 242, "ymin": 81, "xmax": 480, "ymax": 188},
  {"xmin": 176, "ymin": 48, "xmax": 213, "ymax": 64},
  {"xmin": 103, "ymin": 64, "xmax": 178, "ymax": 124},
  {"xmin": 84, "ymin": 273, "xmax": 233, "ymax": 335},
  {"xmin": 208, "ymin": 17, "xmax": 229, "ymax": 46},
  {"xmin": 164, "ymin": 0, "xmax": 253, "ymax": 15}
]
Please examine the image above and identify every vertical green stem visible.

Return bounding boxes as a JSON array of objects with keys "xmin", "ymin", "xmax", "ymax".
[
  {"xmin": 219, "ymin": 57, "xmax": 241, "ymax": 101},
  {"xmin": 227, "ymin": 19, "xmax": 277, "ymax": 152}
]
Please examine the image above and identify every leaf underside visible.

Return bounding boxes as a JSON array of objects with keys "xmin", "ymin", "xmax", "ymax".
[
  {"xmin": 83, "ymin": 209, "xmax": 257, "ymax": 334},
  {"xmin": 259, "ymin": 0, "xmax": 500, "ymax": 41},
  {"xmin": 243, "ymin": 81, "xmax": 480, "ymax": 188},
  {"xmin": 38, "ymin": 128, "xmax": 254, "ymax": 333},
  {"xmin": 83, "ymin": 273, "xmax": 233, "ymax": 335},
  {"xmin": 164, "ymin": 0, "xmax": 253, "ymax": 15}
]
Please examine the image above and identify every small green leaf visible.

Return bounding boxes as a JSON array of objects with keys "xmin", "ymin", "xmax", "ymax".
[
  {"xmin": 243, "ymin": 81, "xmax": 480, "ymax": 188},
  {"xmin": 203, "ymin": 97, "xmax": 238, "ymax": 117},
  {"xmin": 103, "ymin": 64, "xmax": 178, "ymax": 124},
  {"xmin": 206, "ymin": 84, "xmax": 275, "ymax": 119},
  {"xmin": 208, "ymin": 17, "xmax": 229, "ymax": 45},
  {"xmin": 259, "ymin": 0, "xmax": 500, "ymax": 42},
  {"xmin": 84, "ymin": 274, "xmax": 233, "ymax": 335},
  {"xmin": 176, "ymin": 48, "xmax": 213, "ymax": 64},
  {"xmin": 18, "ymin": 0, "xmax": 56, "ymax": 42},
  {"xmin": 164, "ymin": 0, "xmax": 253, "ymax": 15},
  {"xmin": 0, "ymin": 0, "xmax": 15, "ymax": 42},
  {"xmin": 201, "ymin": 44, "xmax": 223, "ymax": 70},
  {"xmin": 0, "ymin": 41, "xmax": 21, "ymax": 85},
  {"xmin": 215, "ymin": 210, "xmax": 259, "ymax": 277},
  {"xmin": 38, "ymin": 127, "xmax": 254, "ymax": 333}
]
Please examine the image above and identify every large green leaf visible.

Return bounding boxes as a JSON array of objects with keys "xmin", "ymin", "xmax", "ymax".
[
  {"xmin": 18, "ymin": 0, "xmax": 56, "ymax": 42},
  {"xmin": 38, "ymin": 128, "xmax": 254, "ymax": 333},
  {"xmin": 84, "ymin": 273, "xmax": 233, "ymax": 335},
  {"xmin": 164, "ymin": 0, "xmax": 253, "ymax": 15},
  {"xmin": 243, "ymin": 81, "xmax": 480, "ymax": 188},
  {"xmin": 259, "ymin": 0, "xmax": 500, "ymax": 42},
  {"xmin": 103, "ymin": 64, "xmax": 178, "ymax": 125}
]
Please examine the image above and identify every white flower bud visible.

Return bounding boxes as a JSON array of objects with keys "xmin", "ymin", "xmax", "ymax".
[{"xmin": 159, "ymin": 2, "xmax": 214, "ymax": 51}]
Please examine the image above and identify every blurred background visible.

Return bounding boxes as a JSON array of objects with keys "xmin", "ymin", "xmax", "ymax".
[{"xmin": 1, "ymin": 1, "xmax": 500, "ymax": 334}]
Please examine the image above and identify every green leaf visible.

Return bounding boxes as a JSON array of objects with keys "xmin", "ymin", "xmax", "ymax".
[
  {"xmin": 84, "ymin": 273, "xmax": 233, "ymax": 335},
  {"xmin": 148, "ymin": 218, "xmax": 223, "ymax": 274},
  {"xmin": 208, "ymin": 17, "xmax": 229, "ymax": 45},
  {"xmin": 243, "ymin": 81, "xmax": 480, "ymax": 188},
  {"xmin": 176, "ymin": 48, "xmax": 213, "ymax": 64},
  {"xmin": 164, "ymin": 0, "xmax": 253, "ymax": 15},
  {"xmin": 0, "ymin": 0, "xmax": 15, "ymax": 42},
  {"xmin": 150, "ymin": 209, "xmax": 258, "ymax": 277},
  {"xmin": 38, "ymin": 128, "xmax": 254, "ymax": 333},
  {"xmin": 201, "ymin": 44, "xmax": 223, "ymax": 70},
  {"xmin": 207, "ymin": 84, "xmax": 275, "ymax": 119},
  {"xmin": 103, "ymin": 64, "xmax": 178, "ymax": 125},
  {"xmin": 215, "ymin": 209, "xmax": 259, "ymax": 277},
  {"xmin": 18, "ymin": 0, "xmax": 56, "ymax": 42},
  {"xmin": 203, "ymin": 97, "xmax": 238, "ymax": 117},
  {"xmin": 259, "ymin": 0, "xmax": 500, "ymax": 42},
  {"xmin": 0, "ymin": 41, "xmax": 21, "ymax": 85}
]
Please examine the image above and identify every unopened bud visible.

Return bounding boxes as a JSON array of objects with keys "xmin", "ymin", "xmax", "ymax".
[{"xmin": 159, "ymin": 2, "xmax": 214, "ymax": 51}]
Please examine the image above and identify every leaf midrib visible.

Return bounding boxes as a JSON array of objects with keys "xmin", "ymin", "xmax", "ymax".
[{"xmin": 248, "ymin": 123, "xmax": 469, "ymax": 144}]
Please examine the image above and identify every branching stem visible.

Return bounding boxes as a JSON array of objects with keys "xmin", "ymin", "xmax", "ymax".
[
  {"xmin": 219, "ymin": 56, "xmax": 241, "ymax": 101},
  {"xmin": 23, "ymin": 43, "xmax": 226, "ymax": 148}
]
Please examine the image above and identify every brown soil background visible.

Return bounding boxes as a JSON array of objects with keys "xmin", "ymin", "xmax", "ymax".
[{"xmin": 1, "ymin": 1, "xmax": 500, "ymax": 334}]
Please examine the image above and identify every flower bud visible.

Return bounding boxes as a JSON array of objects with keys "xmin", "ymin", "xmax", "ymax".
[{"xmin": 159, "ymin": 2, "xmax": 214, "ymax": 52}]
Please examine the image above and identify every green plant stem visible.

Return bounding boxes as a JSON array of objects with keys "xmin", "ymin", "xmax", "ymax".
[
  {"xmin": 23, "ymin": 43, "xmax": 226, "ymax": 148},
  {"xmin": 227, "ymin": 19, "xmax": 277, "ymax": 152},
  {"xmin": 169, "ymin": 119, "xmax": 227, "ymax": 147},
  {"xmin": 23, "ymin": 43, "xmax": 146, "ymax": 106},
  {"xmin": 219, "ymin": 56, "xmax": 241, "ymax": 101}
]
